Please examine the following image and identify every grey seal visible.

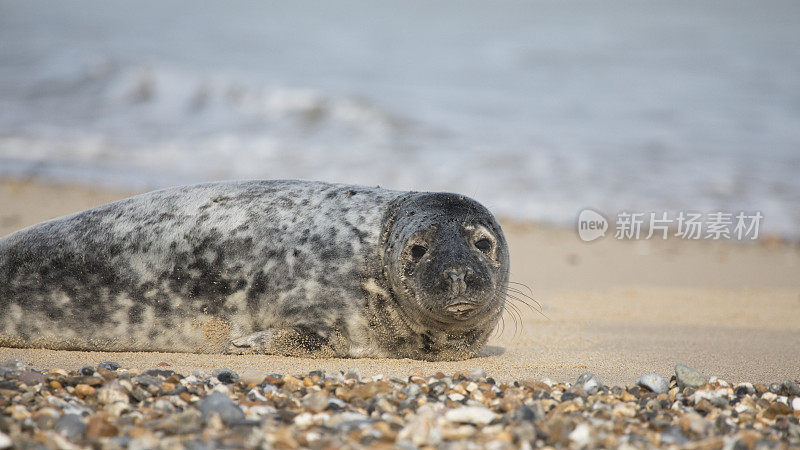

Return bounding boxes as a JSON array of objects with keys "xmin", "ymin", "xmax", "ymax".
[{"xmin": 0, "ymin": 180, "xmax": 509, "ymax": 361}]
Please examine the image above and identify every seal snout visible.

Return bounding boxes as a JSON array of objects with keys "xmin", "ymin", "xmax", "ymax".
[
  {"xmin": 442, "ymin": 266, "xmax": 483, "ymax": 317},
  {"xmin": 443, "ymin": 266, "xmax": 472, "ymax": 298}
]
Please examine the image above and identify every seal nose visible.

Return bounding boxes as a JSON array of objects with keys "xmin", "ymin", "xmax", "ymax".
[{"xmin": 443, "ymin": 266, "xmax": 472, "ymax": 297}]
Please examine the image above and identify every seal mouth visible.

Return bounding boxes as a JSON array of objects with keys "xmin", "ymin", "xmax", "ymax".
[{"xmin": 444, "ymin": 300, "xmax": 479, "ymax": 316}]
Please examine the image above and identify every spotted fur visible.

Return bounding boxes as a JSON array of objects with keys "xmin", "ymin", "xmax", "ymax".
[{"xmin": 0, "ymin": 180, "xmax": 509, "ymax": 360}]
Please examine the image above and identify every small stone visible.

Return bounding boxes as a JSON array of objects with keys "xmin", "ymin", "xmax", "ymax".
[
  {"xmin": 0, "ymin": 431, "xmax": 11, "ymax": 449},
  {"xmin": 660, "ymin": 427, "xmax": 689, "ymax": 445},
  {"xmin": 469, "ymin": 368, "xmax": 487, "ymax": 380},
  {"xmin": 448, "ymin": 393, "xmax": 465, "ymax": 402},
  {"xmin": 444, "ymin": 406, "xmax": 497, "ymax": 425},
  {"xmin": 18, "ymin": 370, "xmax": 45, "ymax": 386},
  {"xmin": 441, "ymin": 425, "xmax": 476, "ymax": 440},
  {"xmin": 153, "ymin": 398, "xmax": 175, "ymax": 413},
  {"xmin": 75, "ymin": 384, "xmax": 96, "ymax": 397},
  {"xmin": 1, "ymin": 359, "xmax": 30, "ymax": 370},
  {"xmin": 792, "ymin": 397, "xmax": 800, "ymax": 411},
  {"xmin": 144, "ymin": 369, "xmax": 176, "ymax": 379},
  {"xmin": 762, "ymin": 391, "xmax": 778, "ymax": 402},
  {"xmin": 575, "ymin": 371, "xmax": 601, "ymax": 395},
  {"xmin": 327, "ymin": 398, "xmax": 346, "ymax": 410},
  {"xmin": 568, "ymin": 423, "xmax": 592, "ymax": 448},
  {"xmin": 402, "ymin": 383, "xmax": 422, "ymax": 397},
  {"xmin": 637, "ymin": 373, "xmax": 669, "ymax": 394},
  {"xmin": 303, "ymin": 391, "xmax": 329, "ymax": 412},
  {"xmin": 514, "ymin": 404, "xmax": 545, "ymax": 422},
  {"xmin": 762, "ymin": 402, "xmax": 792, "ymax": 420},
  {"xmin": 247, "ymin": 388, "xmax": 267, "ymax": 402},
  {"xmin": 98, "ymin": 361, "xmax": 121, "ymax": 371},
  {"xmin": 345, "ymin": 367, "xmax": 361, "ymax": 380},
  {"xmin": 80, "ymin": 366, "xmax": 95, "ymax": 376},
  {"xmin": 130, "ymin": 386, "xmax": 149, "ymax": 402},
  {"xmin": 293, "ymin": 412, "xmax": 314, "ymax": 428},
  {"xmin": 688, "ymin": 416, "xmax": 712, "ymax": 437},
  {"xmin": 105, "ymin": 402, "xmax": 130, "ymax": 417},
  {"xmin": 780, "ymin": 380, "xmax": 800, "ymax": 396},
  {"xmin": 55, "ymin": 414, "xmax": 87, "ymax": 440},
  {"xmin": 347, "ymin": 381, "xmax": 392, "ymax": 399},
  {"xmin": 398, "ymin": 414, "xmax": 440, "ymax": 446},
  {"xmin": 199, "ymin": 391, "xmax": 245, "ymax": 424},
  {"xmin": 211, "ymin": 368, "xmax": 239, "ymax": 384},
  {"xmin": 734, "ymin": 383, "xmax": 755, "ymax": 397},
  {"xmin": 239, "ymin": 371, "xmax": 266, "ymax": 386},
  {"xmin": 86, "ymin": 414, "xmax": 118, "ymax": 439},
  {"xmin": 97, "ymin": 381, "xmax": 129, "ymax": 405},
  {"xmin": 695, "ymin": 398, "xmax": 715, "ymax": 414},
  {"xmin": 675, "ymin": 363, "xmax": 707, "ymax": 390},
  {"xmin": 613, "ymin": 404, "xmax": 636, "ymax": 418}
]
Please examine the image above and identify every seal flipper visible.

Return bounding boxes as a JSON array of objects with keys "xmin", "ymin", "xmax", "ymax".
[
  {"xmin": 229, "ymin": 330, "xmax": 275, "ymax": 352},
  {"xmin": 226, "ymin": 327, "xmax": 342, "ymax": 357}
]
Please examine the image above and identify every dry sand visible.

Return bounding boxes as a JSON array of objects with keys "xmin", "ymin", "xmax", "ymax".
[{"xmin": 1, "ymin": 178, "xmax": 798, "ymax": 386}]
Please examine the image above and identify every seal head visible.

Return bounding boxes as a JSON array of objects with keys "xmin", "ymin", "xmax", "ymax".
[{"xmin": 384, "ymin": 192, "xmax": 509, "ymax": 331}]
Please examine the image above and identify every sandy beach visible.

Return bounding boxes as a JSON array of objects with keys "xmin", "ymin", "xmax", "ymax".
[{"xmin": 1, "ymin": 178, "xmax": 798, "ymax": 386}]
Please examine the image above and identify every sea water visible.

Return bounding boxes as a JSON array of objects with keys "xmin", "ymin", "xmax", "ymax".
[{"xmin": 1, "ymin": 0, "xmax": 798, "ymax": 236}]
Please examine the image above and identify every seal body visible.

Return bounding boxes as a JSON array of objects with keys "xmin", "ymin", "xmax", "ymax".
[{"xmin": 0, "ymin": 180, "xmax": 509, "ymax": 360}]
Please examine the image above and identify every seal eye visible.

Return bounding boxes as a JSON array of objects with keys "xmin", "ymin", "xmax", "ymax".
[
  {"xmin": 474, "ymin": 238, "xmax": 492, "ymax": 253},
  {"xmin": 410, "ymin": 245, "xmax": 427, "ymax": 260}
]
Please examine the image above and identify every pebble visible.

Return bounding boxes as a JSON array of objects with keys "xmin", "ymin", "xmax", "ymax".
[
  {"xmin": 675, "ymin": 363, "xmax": 707, "ymax": 389},
  {"xmin": 403, "ymin": 383, "xmax": 422, "ymax": 397},
  {"xmin": 75, "ymin": 384, "xmax": 96, "ymax": 397},
  {"xmin": 569, "ymin": 423, "xmax": 592, "ymax": 447},
  {"xmin": 97, "ymin": 381, "xmax": 129, "ymax": 405},
  {"xmin": 97, "ymin": 361, "xmax": 121, "ymax": 371},
  {"xmin": 239, "ymin": 370, "xmax": 266, "ymax": 386},
  {"xmin": 1, "ymin": 358, "xmax": 30, "ymax": 370},
  {"xmin": 303, "ymin": 391, "xmax": 329, "ymax": 412},
  {"xmin": 1, "ymin": 360, "xmax": 797, "ymax": 448},
  {"xmin": 345, "ymin": 367, "xmax": 361, "ymax": 380},
  {"xmin": 211, "ymin": 368, "xmax": 239, "ymax": 384},
  {"xmin": 0, "ymin": 432, "xmax": 11, "ymax": 449},
  {"xmin": 469, "ymin": 368, "xmax": 487, "ymax": 380},
  {"xmin": 575, "ymin": 371, "xmax": 602, "ymax": 394},
  {"xmin": 55, "ymin": 414, "xmax": 87, "ymax": 440},
  {"xmin": 444, "ymin": 406, "xmax": 497, "ymax": 425},
  {"xmin": 199, "ymin": 391, "xmax": 245, "ymax": 424},
  {"xmin": 660, "ymin": 426, "xmax": 689, "ymax": 445},
  {"xmin": 782, "ymin": 380, "xmax": 800, "ymax": 396},
  {"xmin": 637, "ymin": 373, "xmax": 669, "ymax": 394}
]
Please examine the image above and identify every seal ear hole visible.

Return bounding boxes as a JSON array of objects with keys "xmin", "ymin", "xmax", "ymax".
[
  {"xmin": 474, "ymin": 238, "xmax": 492, "ymax": 253},
  {"xmin": 410, "ymin": 245, "xmax": 427, "ymax": 260}
]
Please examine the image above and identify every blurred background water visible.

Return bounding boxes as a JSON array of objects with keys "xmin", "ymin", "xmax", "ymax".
[{"xmin": 1, "ymin": 0, "xmax": 799, "ymax": 236}]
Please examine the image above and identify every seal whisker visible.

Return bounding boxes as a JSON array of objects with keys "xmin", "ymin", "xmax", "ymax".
[
  {"xmin": 506, "ymin": 287, "xmax": 545, "ymax": 312},
  {"xmin": 491, "ymin": 290, "xmax": 521, "ymax": 338},
  {"xmin": 504, "ymin": 300, "xmax": 523, "ymax": 337},
  {"xmin": 508, "ymin": 280, "xmax": 535, "ymax": 297},
  {"xmin": 505, "ymin": 291, "xmax": 550, "ymax": 321}
]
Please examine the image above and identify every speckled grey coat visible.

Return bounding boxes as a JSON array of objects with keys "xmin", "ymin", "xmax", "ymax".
[{"xmin": 0, "ymin": 180, "xmax": 509, "ymax": 360}]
